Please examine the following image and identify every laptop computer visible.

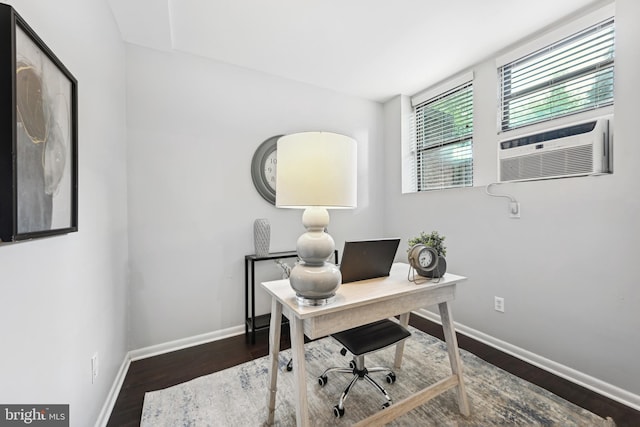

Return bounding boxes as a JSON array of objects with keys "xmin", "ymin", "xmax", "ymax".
[{"xmin": 339, "ymin": 238, "xmax": 401, "ymax": 283}]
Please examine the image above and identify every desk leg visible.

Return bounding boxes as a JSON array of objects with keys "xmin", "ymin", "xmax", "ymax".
[
  {"xmin": 394, "ymin": 312, "xmax": 411, "ymax": 369},
  {"xmin": 290, "ymin": 316, "xmax": 310, "ymax": 427},
  {"xmin": 438, "ymin": 301, "xmax": 470, "ymax": 416},
  {"xmin": 266, "ymin": 298, "xmax": 282, "ymax": 426}
]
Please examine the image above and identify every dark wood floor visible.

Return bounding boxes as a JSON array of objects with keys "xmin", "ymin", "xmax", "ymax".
[{"xmin": 107, "ymin": 314, "xmax": 640, "ymax": 426}]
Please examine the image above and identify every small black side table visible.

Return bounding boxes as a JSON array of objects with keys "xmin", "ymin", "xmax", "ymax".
[{"xmin": 244, "ymin": 250, "xmax": 339, "ymax": 344}]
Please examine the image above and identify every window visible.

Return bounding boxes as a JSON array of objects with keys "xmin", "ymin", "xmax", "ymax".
[
  {"xmin": 499, "ymin": 17, "xmax": 614, "ymax": 131},
  {"xmin": 412, "ymin": 81, "xmax": 473, "ymax": 191}
]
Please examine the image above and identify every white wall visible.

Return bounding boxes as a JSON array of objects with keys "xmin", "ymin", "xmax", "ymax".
[
  {"xmin": 0, "ymin": 1, "xmax": 128, "ymax": 426},
  {"xmin": 384, "ymin": 0, "xmax": 640, "ymax": 404},
  {"xmin": 125, "ymin": 45, "xmax": 384, "ymax": 349}
]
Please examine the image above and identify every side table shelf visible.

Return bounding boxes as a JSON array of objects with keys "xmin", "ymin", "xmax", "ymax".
[{"xmin": 244, "ymin": 250, "xmax": 338, "ymax": 344}]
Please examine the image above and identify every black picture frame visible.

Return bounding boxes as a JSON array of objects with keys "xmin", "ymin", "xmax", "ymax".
[{"xmin": 0, "ymin": 4, "xmax": 78, "ymax": 242}]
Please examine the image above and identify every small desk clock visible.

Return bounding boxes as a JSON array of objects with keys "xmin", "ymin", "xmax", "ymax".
[
  {"xmin": 251, "ymin": 135, "xmax": 282, "ymax": 205},
  {"xmin": 408, "ymin": 244, "xmax": 439, "ymax": 276}
]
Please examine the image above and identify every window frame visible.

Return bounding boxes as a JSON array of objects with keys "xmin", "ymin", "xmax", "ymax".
[
  {"xmin": 496, "ymin": 3, "xmax": 615, "ymax": 134},
  {"xmin": 410, "ymin": 74, "xmax": 474, "ymax": 192}
]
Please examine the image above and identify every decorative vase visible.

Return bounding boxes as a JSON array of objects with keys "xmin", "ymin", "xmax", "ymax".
[{"xmin": 253, "ymin": 218, "xmax": 270, "ymax": 257}]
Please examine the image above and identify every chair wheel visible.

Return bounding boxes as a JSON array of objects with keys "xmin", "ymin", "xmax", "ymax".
[
  {"xmin": 333, "ymin": 405, "xmax": 345, "ymax": 418},
  {"xmin": 382, "ymin": 402, "xmax": 391, "ymax": 409},
  {"xmin": 318, "ymin": 375, "xmax": 328, "ymax": 387},
  {"xmin": 286, "ymin": 359, "xmax": 293, "ymax": 372},
  {"xmin": 349, "ymin": 360, "xmax": 356, "ymax": 369},
  {"xmin": 385, "ymin": 372, "xmax": 396, "ymax": 384}
]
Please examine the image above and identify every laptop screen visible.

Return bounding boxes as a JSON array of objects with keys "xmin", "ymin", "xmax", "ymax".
[{"xmin": 339, "ymin": 238, "xmax": 401, "ymax": 283}]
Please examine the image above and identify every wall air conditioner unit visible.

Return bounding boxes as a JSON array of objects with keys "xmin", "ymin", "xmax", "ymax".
[{"xmin": 498, "ymin": 115, "xmax": 613, "ymax": 183}]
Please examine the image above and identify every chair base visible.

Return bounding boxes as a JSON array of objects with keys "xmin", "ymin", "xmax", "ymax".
[{"xmin": 318, "ymin": 354, "xmax": 396, "ymax": 417}]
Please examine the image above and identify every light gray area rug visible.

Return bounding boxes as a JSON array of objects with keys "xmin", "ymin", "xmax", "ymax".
[{"xmin": 141, "ymin": 327, "xmax": 615, "ymax": 426}]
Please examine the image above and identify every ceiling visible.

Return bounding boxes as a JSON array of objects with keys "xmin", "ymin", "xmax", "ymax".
[{"xmin": 107, "ymin": 0, "xmax": 600, "ymax": 103}]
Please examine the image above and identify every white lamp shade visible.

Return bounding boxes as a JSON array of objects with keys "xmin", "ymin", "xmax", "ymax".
[{"xmin": 276, "ymin": 132, "xmax": 357, "ymax": 209}]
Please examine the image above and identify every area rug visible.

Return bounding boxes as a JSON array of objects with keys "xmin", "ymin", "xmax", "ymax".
[{"xmin": 140, "ymin": 326, "xmax": 615, "ymax": 426}]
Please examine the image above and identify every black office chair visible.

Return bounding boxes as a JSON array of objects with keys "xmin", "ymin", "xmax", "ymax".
[{"xmin": 317, "ymin": 318, "xmax": 411, "ymax": 418}]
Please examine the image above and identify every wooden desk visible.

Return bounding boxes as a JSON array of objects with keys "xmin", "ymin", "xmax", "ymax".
[{"xmin": 261, "ymin": 262, "xmax": 470, "ymax": 426}]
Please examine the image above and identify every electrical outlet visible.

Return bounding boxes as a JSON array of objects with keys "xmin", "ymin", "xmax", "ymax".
[
  {"xmin": 494, "ymin": 296, "xmax": 505, "ymax": 313},
  {"xmin": 91, "ymin": 353, "xmax": 99, "ymax": 384}
]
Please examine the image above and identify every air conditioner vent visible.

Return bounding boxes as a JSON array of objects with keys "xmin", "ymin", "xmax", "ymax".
[
  {"xmin": 500, "ymin": 145, "xmax": 593, "ymax": 182},
  {"xmin": 498, "ymin": 115, "xmax": 612, "ymax": 183}
]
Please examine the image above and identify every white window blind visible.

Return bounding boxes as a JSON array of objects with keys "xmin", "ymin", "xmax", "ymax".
[
  {"xmin": 499, "ymin": 17, "xmax": 614, "ymax": 131},
  {"xmin": 414, "ymin": 82, "xmax": 473, "ymax": 191}
]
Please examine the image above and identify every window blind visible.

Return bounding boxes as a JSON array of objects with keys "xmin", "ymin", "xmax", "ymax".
[
  {"xmin": 414, "ymin": 82, "xmax": 473, "ymax": 191},
  {"xmin": 499, "ymin": 17, "xmax": 614, "ymax": 131}
]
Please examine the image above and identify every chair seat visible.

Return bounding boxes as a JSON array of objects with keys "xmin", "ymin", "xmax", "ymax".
[{"xmin": 331, "ymin": 319, "xmax": 411, "ymax": 356}]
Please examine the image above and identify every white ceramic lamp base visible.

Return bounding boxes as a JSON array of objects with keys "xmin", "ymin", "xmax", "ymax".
[{"xmin": 289, "ymin": 207, "xmax": 341, "ymax": 306}]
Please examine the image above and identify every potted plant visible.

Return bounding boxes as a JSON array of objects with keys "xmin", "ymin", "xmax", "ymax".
[{"xmin": 408, "ymin": 231, "xmax": 447, "ymax": 278}]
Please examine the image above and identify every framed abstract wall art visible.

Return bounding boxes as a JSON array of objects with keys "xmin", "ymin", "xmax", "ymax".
[{"xmin": 0, "ymin": 4, "xmax": 78, "ymax": 242}]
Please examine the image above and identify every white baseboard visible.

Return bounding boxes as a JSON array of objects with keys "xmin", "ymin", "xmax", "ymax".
[
  {"xmin": 415, "ymin": 308, "xmax": 640, "ymax": 412},
  {"xmin": 94, "ymin": 324, "xmax": 245, "ymax": 426},
  {"xmin": 128, "ymin": 325, "xmax": 245, "ymax": 361},
  {"xmin": 94, "ymin": 356, "xmax": 131, "ymax": 427}
]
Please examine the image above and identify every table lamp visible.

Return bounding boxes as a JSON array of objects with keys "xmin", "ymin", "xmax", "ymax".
[{"xmin": 276, "ymin": 131, "xmax": 357, "ymax": 306}]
